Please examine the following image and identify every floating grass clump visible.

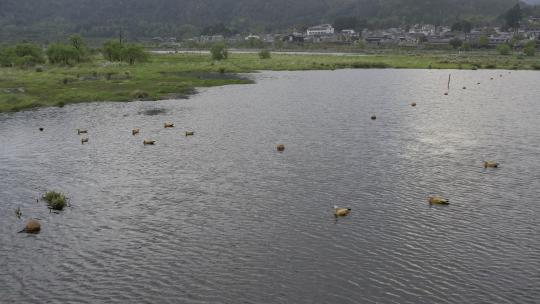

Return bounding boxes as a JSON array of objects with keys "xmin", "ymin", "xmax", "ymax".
[{"xmin": 43, "ymin": 191, "xmax": 68, "ymax": 211}]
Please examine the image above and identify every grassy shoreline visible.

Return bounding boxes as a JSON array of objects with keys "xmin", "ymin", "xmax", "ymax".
[{"xmin": 1, "ymin": 51, "xmax": 539, "ymax": 113}]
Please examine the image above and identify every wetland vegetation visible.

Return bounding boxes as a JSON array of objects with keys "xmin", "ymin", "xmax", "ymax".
[{"xmin": 1, "ymin": 44, "xmax": 539, "ymax": 113}]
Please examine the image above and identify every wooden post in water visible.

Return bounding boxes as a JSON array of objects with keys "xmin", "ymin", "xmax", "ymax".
[{"xmin": 447, "ymin": 74, "xmax": 451, "ymax": 91}]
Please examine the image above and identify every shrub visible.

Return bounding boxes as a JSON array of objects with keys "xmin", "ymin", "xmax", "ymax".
[
  {"xmin": 350, "ymin": 62, "xmax": 389, "ymax": 68},
  {"xmin": 0, "ymin": 47, "xmax": 15, "ymax": 67},
  {"xmin": 496, "ymin": 44, "xmax": 511, "ymax": 55},
  {"xmin": 0, "ymin": 43, "xmax": 44, "ymax": 68},
  {"xmin": 102, "ymin": 41, "xmax": 148, "ymax": 64},
  {"xmin": 210, "ymin": 43, "xmax": 228, "ymax": 60},
  {"xmin": 258, "ymin": 49, "xmax": 271, "ymax": 59},
  {"xmin": 14, "ymin": 43, "xmax": 45, "ymax": 62},
  {"xmin": 523, "ymin": 40, "xmax": 536, "ymax": 56},
  {"xmin": 102, "ymin": 40, "xmax": 123, "ymax": 61},
  {"xmin": 47, "ymin": 44, "xmax": 79, "ymax": 65},
  {"xmin": 485, "ymin": 63, "xmax": 497, "ymax": 69},
  {"xmin": 43, "ymin": 191, "xmax": 68, "ymax": 211},
  {"xmin": 449, "ymin": 38, "xmax": 463, "ymax": 49},
  {"xmin": 120, "ymin": 44, "xmax": 149, "ymax": 65},
  {"xmin": 478, "ymin": 36, "xmax": 489, "ymax": 48},
  {"xmin": 14, "ymin": 55, "xmax": 42, "ymax": 68}
]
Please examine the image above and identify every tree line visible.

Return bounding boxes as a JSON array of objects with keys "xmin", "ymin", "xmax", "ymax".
[{"xmin": 0, "ymin": 36, "xmax": 148, "ymax": 68}]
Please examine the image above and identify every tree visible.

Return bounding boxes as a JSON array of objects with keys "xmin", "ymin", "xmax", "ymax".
[
  {"xmin": 461, "ymin": 20, "xmax": 472, "ymax": 33},
  {"xmin": 523, "ymin": 40, "xmax": 536, "ymax": 56},
  {"xmin": 334, "ymin": 16, "xmax": 360, "ymax": 31},
  {"xmin": 246, "ymin": 37, "xmax": 264, "ymax": 48},
  {"xmin": 14, "ymin": 43, "xmax": 45, "ymax": 61},
  {"xmin": 0, "ymin": 47, "xmax": 15, "ymax": 67},
  {"xmin": 102, "ymin": 40, "xmax": 123, "ymax": 61},
  {"xmin": 451, "ymin": 20, "xmax": 472, "ymax": 33},
  {"xmin": 258, "ymin": 49, "xmax": 271, "ymax": 59},
  {"xmin": 201, "ymin": 23, "xmax": 232, "ymax": 36},
  {"xmin": 0, "ymin": 44, "xmax": 45, "ymax": 68},
  {"xmin": 478, "ymin": 35, "xmax": 489, "ymax": 48},
  {"xmin": 69, "ymin": 35, "xmax": 85, "ymax": 52},
  {"xmin": 451, "ymin": 21, "xmax": 462, "ymax": 32},
  {"xmin": 505, "ymin": 4, "xmax": 521, "ymax": 32},
  {"xmin": 210, "ymin": 43, "xmax": 228, "ymax": 60},
  {"xmin": 102, "ymin": 41, "xmax": 148, "ymax": 64},
  {"xmin": 46, "ymin": 44, "xmax": 79, "ymax": 65},
  {"xmin": 449, "ymin": 38, "xmax": 463, "ymax": 49},
  {"xmin": 461, "ymin": 42, "xmax": 471, "ymax": 51},
  {"xmin": 120, "ymin": 44, "xmax": 149, "ymax": 65},
  {"xmin": 69, "ymin": 34, "xmax": 87, "ymax": 62},
  {"xmin": 496, "ymin": 43, "xmax": 511, "ymax": 55}
]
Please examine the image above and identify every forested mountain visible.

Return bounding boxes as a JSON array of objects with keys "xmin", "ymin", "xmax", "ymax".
[{"xmin": 0, "ymin": 0, "xmax": 525, "ymax": 41}]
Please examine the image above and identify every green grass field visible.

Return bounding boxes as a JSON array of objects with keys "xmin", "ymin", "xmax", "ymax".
[{"xmin": 1, "ymin": 51, "xmax": 538, "ymax": 113}]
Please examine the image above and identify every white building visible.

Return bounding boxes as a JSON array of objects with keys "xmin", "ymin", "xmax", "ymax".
[
  {"xmin": 245, "ymin": 34, "xmax": 261, "ymax": 41},
  {"xmin": 307, "ymin": 24, "xmax": 335, "ymax": 36}
]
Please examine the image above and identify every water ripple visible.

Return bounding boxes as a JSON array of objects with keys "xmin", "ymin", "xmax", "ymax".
[{"xmin": 1, "ymin": 69, "xmax": 539, "ymax": 303}]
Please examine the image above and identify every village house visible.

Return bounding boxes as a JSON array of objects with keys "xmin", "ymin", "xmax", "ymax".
[
  {"xmin": 306, "ymin": 24, "xmax": 335, "ymax": 36},
  {"xmin": 488, "ymin": 33, "xmax": 511, "ymax": 45},
  {"xmin": 245, "ymin": 34, "xmax": 261, "ymax": 41},
  {"xmin": 197, "ymin": 35, "xmax": 225, "ymax": 43},
  {"xmin": 262, "ymin": 34, "xmax": 275, "ymax": 43},
  {"xmin": 282, "ymin": 32, "xmax": 305, "ymax": 43},
  {"xmin": 336, "ymin": 29, "xmax": 360, "ymax": 43},
  {"xmin": 525, "ymin": 29, "xmax": 540, "ymax": 40}
]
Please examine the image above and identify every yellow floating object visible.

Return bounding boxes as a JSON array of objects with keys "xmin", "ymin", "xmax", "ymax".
[
  {"xmin": 81, "ymin": 137, "xmax": 89, "ymax": 144},
  {"xmin": 334, "ymin": 206, "xmax": 351, "ymax": 217},
  {"xmin": 132, "ymin": 128, "xmax": 140, "ymax": 135},
  {"xmin": 143, "ymin": 139, "xmax": 155, "ymax": 145},
  {"xmin": 20, "ymin": 219, "xmax": 41, "ymax": 234},
  {"xmin": 428, "ymin": 196, "xmax": 449, "ymax": 205},
  {"xmin": 164, "ymin": 123, "xmax": 174, "ymax": 128},
  {"xmin": 185, "ymin": 131, "xmax": 194, "ymax": 136},
  {"xmin": 276, "ymin": 144, "xmax": 285, "ymax": 151},
  {"xmin": 411, "ymin": 102, "xmax": 417, "ymax": 107},
  {"xmin": 484, "ymin": 161, "xmax": 499, "ymax": 168},
  {"xmin": 77, "ymin": 129, "xmax": 88, "ymax": 134}
]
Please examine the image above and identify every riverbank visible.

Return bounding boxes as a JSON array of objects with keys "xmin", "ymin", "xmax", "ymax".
[{"xmin": 1, "ymin": 51, "xmax": 538, "ymax": 113}]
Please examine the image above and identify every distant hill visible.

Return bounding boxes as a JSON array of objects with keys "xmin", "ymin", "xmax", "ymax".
[{"xmin": 0, "ymin": 0, "xmax": 522, "ymax": 41}]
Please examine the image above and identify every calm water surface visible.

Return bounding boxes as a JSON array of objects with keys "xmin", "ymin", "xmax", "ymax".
[{"xmin": 1, "ymin": 69, "xmax": 539, "ymax": 303}]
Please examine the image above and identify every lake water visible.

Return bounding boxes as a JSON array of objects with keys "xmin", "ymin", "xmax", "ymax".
[{"xmin": 1, "ymin": 69, "xmax": 539, "ymax": 303}]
